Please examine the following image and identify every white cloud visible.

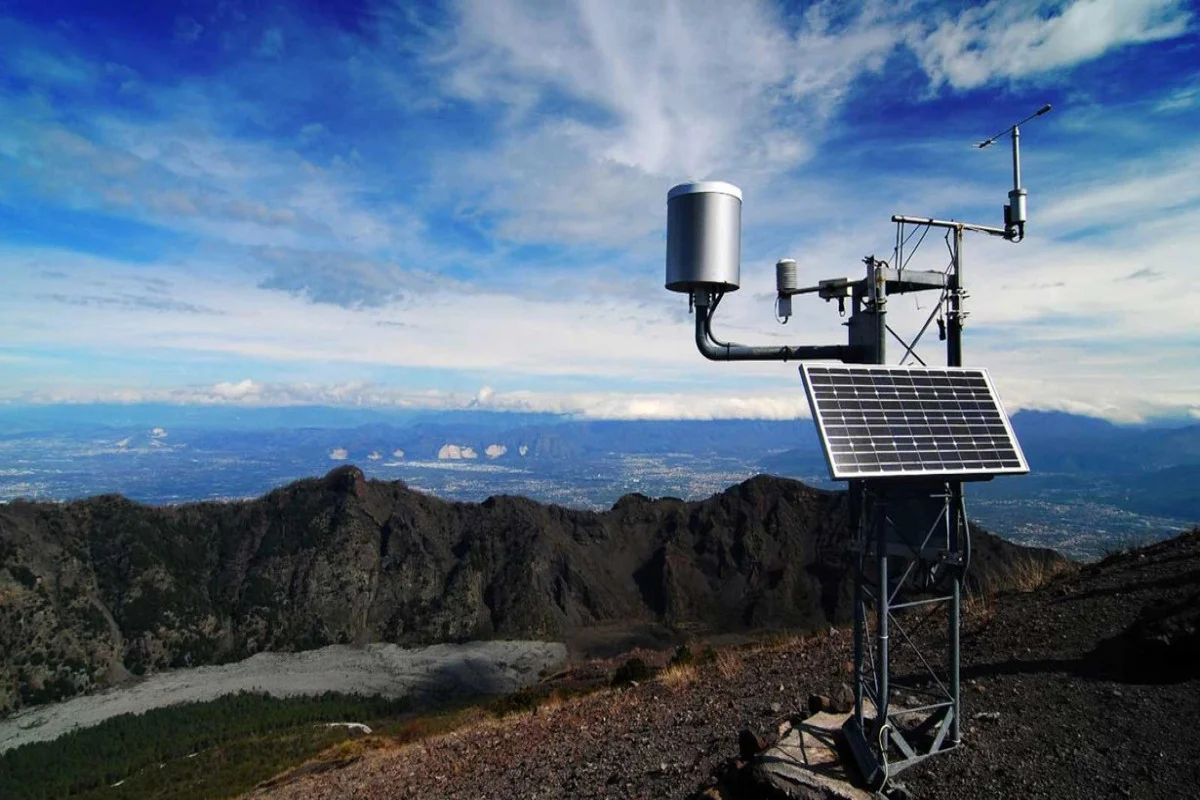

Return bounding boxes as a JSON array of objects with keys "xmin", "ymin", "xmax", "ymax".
[
  {"xmin": 1, "ymin": 251, "xmax": 710, "ymax": 382},
  {"xmin": 212, "ymin": 379, "xmax": 261, "ymax": 400},
  {"xmin": 484, "ymin": 444, "xmax": 507, "ymax": 458},
  {"xmin": 432, "ymin": 0, "xmax": 903, "ymax": 246},
  {"xmin": 329, "ymin": 447, "xmax": 348, "ymax": 460},
  {"xmin": 4, "ymin": 372, "xmax": 1194, "ymax": 423},
  {"xmin": 4, "ymin": 140, "xmax": 1199, "ymax": 426},
  {"xmin": 430, "ymin": 0, "xmax": 1193, "ymax": 249},
  {"xmin": 437, "ymin": 444, "xmax": 479, "ymax": 459},
  {"xmin": 461, "ymin": 390, "xmax": 815, "ymax": 420},
  {"xmin": 916, "ymin": 0, "xmax": 1192, "ymax": 90}
]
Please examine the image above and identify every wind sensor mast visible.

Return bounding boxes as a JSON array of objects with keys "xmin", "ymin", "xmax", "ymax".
[
  {"xmin": 662, "ymin": 106, "xmax": 1051, "ymax": 791},
  {"xmin": 977, "ymin": 103, "xmax": 1052, "ymax": 243}
]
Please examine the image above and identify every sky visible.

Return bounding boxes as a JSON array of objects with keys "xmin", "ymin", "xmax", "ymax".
[{"xmin": 0, "ymin": 0, "xmax": 1197, "ymax": 423}]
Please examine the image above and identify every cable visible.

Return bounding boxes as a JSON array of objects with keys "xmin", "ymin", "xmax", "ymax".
[
  {"xmin": 959, "ymin": 489, "xmax": 972, "ymax": 578},
  {"xmin": 877, "ymin": 720, "xmax": 892, "ymax": 789},
  {"xmin": 706, "ymin": 290, "xmax": 724, "ymax": 327},
  {"xmin": 900, "ymin": 224, "xmax": 930, "ymax": 272}
]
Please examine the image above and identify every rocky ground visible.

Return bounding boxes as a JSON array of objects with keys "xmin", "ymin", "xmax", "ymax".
[
  {"xmin": 903, "ymin": 530, "xmax": 1200, "ymax": 800},
  {"xmin": 252, "ymin": 529, "xmax": 1200, "ymax": 800}
]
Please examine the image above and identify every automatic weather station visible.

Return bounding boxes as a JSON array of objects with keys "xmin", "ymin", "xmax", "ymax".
[{"xmin": 663, "ymin": 105, "xmax": 1051, "ymax": 791}]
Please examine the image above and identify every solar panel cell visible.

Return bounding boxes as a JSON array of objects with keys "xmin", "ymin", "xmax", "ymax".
[{"xmin": 800, "ymin": 364, "xmax": 1028, "ymax": 480}]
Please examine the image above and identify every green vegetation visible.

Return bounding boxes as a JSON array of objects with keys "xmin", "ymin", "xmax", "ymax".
[{"xmin": 0, "ymin": 691, "xmax": 412, "ymax": 800}]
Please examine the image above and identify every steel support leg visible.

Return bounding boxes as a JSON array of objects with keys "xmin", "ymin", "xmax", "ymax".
[
  {"xmin": 876, "ymin": 501, "xmax": 890, "ymax": 738},
  {"xmin": 949, "ymin": 483, "xmax": 963, "ymax": 745},
  {"xmin": 853, "ymin": 486, "xmax": 865, "ymax": 731}
]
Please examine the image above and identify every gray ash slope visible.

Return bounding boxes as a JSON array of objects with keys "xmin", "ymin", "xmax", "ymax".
[{"xmin": 0, "ymin": 467, "xmax": 1062, "ymax": 714}]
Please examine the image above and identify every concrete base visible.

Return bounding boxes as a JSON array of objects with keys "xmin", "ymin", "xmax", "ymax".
[{"xmin": 749, "ymin": 711, "xmax": 874, "ymax": 800}]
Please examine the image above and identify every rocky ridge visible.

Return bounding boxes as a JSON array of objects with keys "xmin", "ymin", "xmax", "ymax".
[{"xmin": 0, "ymin": 467, "xmax": 1062, "ymax": 714}]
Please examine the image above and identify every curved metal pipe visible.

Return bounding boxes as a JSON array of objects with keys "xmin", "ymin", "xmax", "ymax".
[{"xmin": 694, "ymin": 300, "xmax": 854, "ymax": 362}]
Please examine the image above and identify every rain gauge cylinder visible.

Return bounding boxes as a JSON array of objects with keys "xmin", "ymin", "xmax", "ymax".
[{"xmin": 665, "ymin": 181, "xmax": 742, "ymax": 293}]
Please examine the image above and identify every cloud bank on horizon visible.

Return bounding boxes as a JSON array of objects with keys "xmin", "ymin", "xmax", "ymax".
[{"xmin": 0, "ymin": 0, "xmax": 1197, "ymax": 423}]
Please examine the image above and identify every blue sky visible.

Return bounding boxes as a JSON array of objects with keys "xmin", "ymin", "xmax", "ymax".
[{"xmin": 0, "ymin": 0, "xmax": 1197, "ymax": 421}]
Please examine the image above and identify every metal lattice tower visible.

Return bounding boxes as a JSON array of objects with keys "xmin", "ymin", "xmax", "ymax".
[{"xmin": 659, "ymin": 104, "xmax": 1050, "ymax": 794}]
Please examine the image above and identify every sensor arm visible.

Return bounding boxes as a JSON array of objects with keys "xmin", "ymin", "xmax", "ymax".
[{"xmin": 694, "ymin": 293, "xmax": 855, "ymax": 362}]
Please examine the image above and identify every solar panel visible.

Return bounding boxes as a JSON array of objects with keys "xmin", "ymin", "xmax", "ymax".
[{"xmin": 800, "ymin": 364, "xmax": 1028, "ymax": 480}]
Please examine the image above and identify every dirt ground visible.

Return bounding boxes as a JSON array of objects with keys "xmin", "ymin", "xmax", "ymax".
[{"xmin": 252, "ymin": 530, "xmax": 1200, "ymax": 800}]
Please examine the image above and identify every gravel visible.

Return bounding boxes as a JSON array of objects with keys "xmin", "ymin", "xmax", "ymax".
[{"xmin": 0, "ymin": 640, "xmax": 567, "ymax": 753}]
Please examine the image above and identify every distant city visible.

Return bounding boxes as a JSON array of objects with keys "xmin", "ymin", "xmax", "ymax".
[{"xmin": 0, "ymin": 405, "xmax": 1195, "ymax": 561}]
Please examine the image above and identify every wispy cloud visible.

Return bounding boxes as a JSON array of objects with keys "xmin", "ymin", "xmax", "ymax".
[
  {"xmin": 37, "ymin": 293, "xmax": 222, "ymax": 315},
  {"xmin": 1118, "ymin": 267, "xmax": 1163, "ymax": 282},
  {"xmin": 1039, "ymin": 144, "xmax": 1200, "ymax": 231},
  {"xmin": 429, "ymin": 0, "xmax": 908, "ymax": 246},
  {"xmin": 1155, "ymin": 82, "xmax": 1200, "ymax": 112},
  {"xmin": 916, "ymin": 0, "xmax": 1192, "ymax": 90}
]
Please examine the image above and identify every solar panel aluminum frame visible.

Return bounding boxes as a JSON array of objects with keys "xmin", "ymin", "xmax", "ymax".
[{"xmin": 800, "ymin": 363, "xmax": 1029, "ymax": 481}]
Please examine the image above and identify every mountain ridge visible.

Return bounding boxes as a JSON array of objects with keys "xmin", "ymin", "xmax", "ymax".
[{"xmin": 0, "ymin": 468, "xmax": 1064, "ymax": 715}]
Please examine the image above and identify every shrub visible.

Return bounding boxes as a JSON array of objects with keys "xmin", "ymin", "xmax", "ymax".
[
  {"xmin": 1007, "ymin": 556, "xmax": 1069, "ymax": 594},
  {"xmin": 667, "ymin": 645, "xmax": 694, "ymax": 668},
  {"xmin": 487, "ymin": 688, "xmax": 541, "ymax": 718},
  {"xmin": 658, "ymin": 663, "xmax": 698, "ymax": 689},
  {"xmin": 963, "ymin": 590, "xmax": 996, "ymax": 625},
  {"xmin": 611, "ymin": 657, "xmax": 653, "ymax": 686},
  {"xmin": 715, "ymin": 649, "xmax": 743, "ymax": 680}
]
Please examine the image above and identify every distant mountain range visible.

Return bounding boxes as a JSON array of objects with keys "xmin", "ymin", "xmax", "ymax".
[
  {"xmin": 2, "ymin": 404, "xmax": 1194, "ymax": 468},
  {"xmin": 0, "ymin": 469, "xmax": 1063, "ymax": 715},
  {"xmin": 764, "ymin": 410, "xmax": 1200, "ymax": 521}
]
